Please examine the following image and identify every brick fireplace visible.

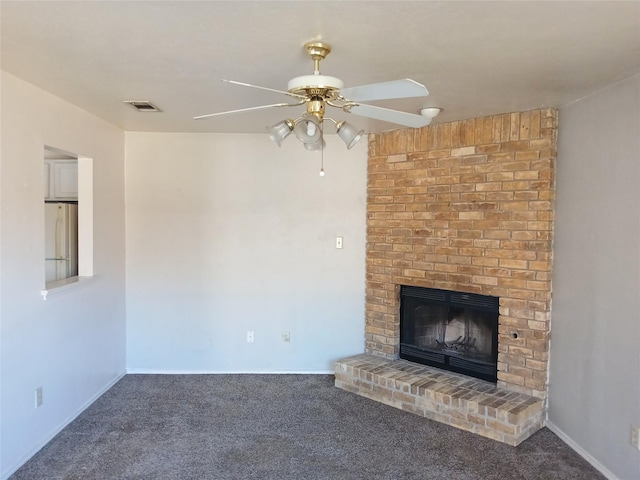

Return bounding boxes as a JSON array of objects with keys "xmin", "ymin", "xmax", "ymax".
[{"xmin": 336, "ymin": 108, "xmax": 557, "ymax": 445}]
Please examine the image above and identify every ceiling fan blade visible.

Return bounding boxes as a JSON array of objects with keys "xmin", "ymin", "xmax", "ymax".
[
  {"xmin": 340, "ymin": 79, "xmax": 428, "ymax": 102},
  {"xmin": 348, "ymin": 104, "xmax": 433, "ymax": 128},
  {"xmin": 222, "ymin": 79, "xmax": 307, "ymax": 100},
  {"xmin": 194, "ymin": 102, "xmax": 298, "ymax": 120}
]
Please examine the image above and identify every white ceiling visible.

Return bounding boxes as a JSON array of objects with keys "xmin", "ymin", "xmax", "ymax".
[{"xmin": 1, "ymin": 1, "xmax": 639, "ymax": 134}]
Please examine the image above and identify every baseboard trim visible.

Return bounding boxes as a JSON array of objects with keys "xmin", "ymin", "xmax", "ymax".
[
  {"xmin": 546, "ymin": 421, "xmax": 620, "ymax": 480},
  {"xmin": 126, "ymin": 369, "xmax": 334, "ymax": 374},
  {"xmin": 1, "ymin": 371, "xmax": 126, "ymax": 480}
]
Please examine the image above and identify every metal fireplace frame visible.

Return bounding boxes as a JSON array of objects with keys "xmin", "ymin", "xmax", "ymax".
[{"xmin": 399, "ymin": 285, "xmax": 499, "ymax": 383}]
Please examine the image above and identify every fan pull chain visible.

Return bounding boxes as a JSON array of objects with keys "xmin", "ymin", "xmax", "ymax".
[{"xmin": 319, "ymin": 125, "xmax": 325, "ymax": 177}]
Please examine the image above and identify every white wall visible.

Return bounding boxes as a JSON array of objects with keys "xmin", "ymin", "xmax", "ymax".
[
  {"xmin": 125, "ymin": 133, "xmax": 367, "ymax": 373},
  {"xmin": 0, "ymin": 72, "xmax": 127, "ymax": 478},
  {"xmin": 549, "ymin": 74, "xmax": 640, "ymax": 480}
]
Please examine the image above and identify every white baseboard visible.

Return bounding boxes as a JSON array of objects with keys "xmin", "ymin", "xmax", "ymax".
[
  {"xmin": 126, "ymin": 369, "xmax": 334, "ymax": 374},
  {"xmin": 546, "ymin": 421, "xmax": 620, "ymax": 480},
  {"xmin": 1, "ymin": 371, "xmax": 126, "ymax": 480}
]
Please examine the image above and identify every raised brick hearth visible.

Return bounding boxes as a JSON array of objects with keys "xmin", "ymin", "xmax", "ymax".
[
  {"xmin": 335, "ymin": 354, "xmax": 544, "ymax": 446},
  {"xmin": 336, "ymin": 108, "xmax": 557, "ymax": 445}
]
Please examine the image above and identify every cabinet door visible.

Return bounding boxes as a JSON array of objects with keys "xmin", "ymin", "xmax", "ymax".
[
  {"xmin": 52, "ymin": 161, "xmax": 78, "ymax": 200},
  {"xmin": 44, "ymin": 161, "xmax": 51, "ymax": 200}
]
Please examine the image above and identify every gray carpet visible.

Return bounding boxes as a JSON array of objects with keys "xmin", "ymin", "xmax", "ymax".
[{"xmin": 11, "ymin": 374, "xmax": 605, "ymax": 480}]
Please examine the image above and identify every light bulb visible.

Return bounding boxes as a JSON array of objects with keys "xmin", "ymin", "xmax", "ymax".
[
  {"xmin": 319, "ymin": 168, "xmax": 325, "ymax": 177},
  {"xmin": 294, "ymin": 115, "xmax": 321, "ymax": 144},
  {"xmin": 307, "ymin": 121, "xmax": 316, "ymax": 137}
]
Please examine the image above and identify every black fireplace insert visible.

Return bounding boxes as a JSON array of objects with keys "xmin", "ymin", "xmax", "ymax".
[{"xmin": 400, "ymin": 285, "xmax": 499, "ymax": 383}]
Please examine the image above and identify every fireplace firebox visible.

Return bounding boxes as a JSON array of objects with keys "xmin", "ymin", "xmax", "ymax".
[{"xmin": 400, "ymin": 286, "xmax": 499, "ymax": 383}]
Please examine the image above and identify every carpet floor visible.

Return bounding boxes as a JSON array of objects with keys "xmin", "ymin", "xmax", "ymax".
[{"xmin": 10, "ymin": 374, "xmax": 605, "ymax": 480}]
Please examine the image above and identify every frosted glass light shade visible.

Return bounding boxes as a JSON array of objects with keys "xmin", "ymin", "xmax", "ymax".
[
  {"xmin": 267, "ymin": 119, "xmax": 294, "ymax": 147},
  {"xmin": 304, "ymin": 136, "xmax": 326, "ymax": 152},
  {"xmin": 337, "ymin": 121, "xmax": 364, "ymax": 149},
  {"xmin": 294, "ymin": 116, "xmax": 322, "ymax": 144}
]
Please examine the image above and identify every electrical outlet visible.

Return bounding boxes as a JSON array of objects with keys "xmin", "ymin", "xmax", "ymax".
[
  {"xmin": 35, "ymin": 387, "xmax": 43, "ymax": 408},
  {"xmin": 282, "ymin": 331, "xmax": 290, "ymax": 343},
  {"xmin": 247, "ymin": 330, "xmax": 254, "ymax": 343},
  {"xmin": 631, "ymin": 425, "xmax": 640, "ymax": 450},
  {"xmin": 336, "ymin": 236, "xmax": 343, "ymax": 249}
]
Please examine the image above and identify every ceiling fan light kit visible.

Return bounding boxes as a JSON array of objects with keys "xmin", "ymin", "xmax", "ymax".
[{"xmin": 195, "ymin": 40, "xmax": 435, "ymax": 156}]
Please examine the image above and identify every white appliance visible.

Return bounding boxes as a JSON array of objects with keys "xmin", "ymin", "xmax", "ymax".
[{"xmin": 44, "ymin": 202, "xmax": 78, "ymax": 283}]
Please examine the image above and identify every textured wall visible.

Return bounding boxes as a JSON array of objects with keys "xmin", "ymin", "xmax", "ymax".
[
  {"xmin": 1, "ymin": 72, "xmax": 126, "ymax": 479},
  {"xmin": 550, "ymin": 74, "xmax": 640, "ymax": 480},
  {"xmin": 125, "ymin": 133, "xmax": 367, "ymax": 373}
]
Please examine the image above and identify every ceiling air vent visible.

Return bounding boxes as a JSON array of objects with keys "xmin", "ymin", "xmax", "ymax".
[{"xmin": 123, "ymin": 100, "xmax": 162, "ymax": 112}]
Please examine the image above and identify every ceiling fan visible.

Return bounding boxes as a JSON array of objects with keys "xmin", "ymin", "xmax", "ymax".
[{"xmin": 194, "ymin": 41, "xmax": 440, "ymax": 151}]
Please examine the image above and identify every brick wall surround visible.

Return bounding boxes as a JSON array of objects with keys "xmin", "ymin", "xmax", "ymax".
[{"xmin": 364, "ymin": 108, "xmax": 557, "ymax": 400}]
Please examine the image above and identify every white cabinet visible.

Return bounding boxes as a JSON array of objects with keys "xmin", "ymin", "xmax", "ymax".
[
  {"xmin": 44, "ymin": 161, "xmax": 51, "ymax": 199},
  {"xmin": 45, "ymin": 160, "xmax": 78, "ymax": 200}
]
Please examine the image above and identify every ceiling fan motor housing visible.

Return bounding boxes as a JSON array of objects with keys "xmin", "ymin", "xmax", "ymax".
[{"xmin": 287, "ymin": 75, "xmax": 344, "ymax": 98}]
